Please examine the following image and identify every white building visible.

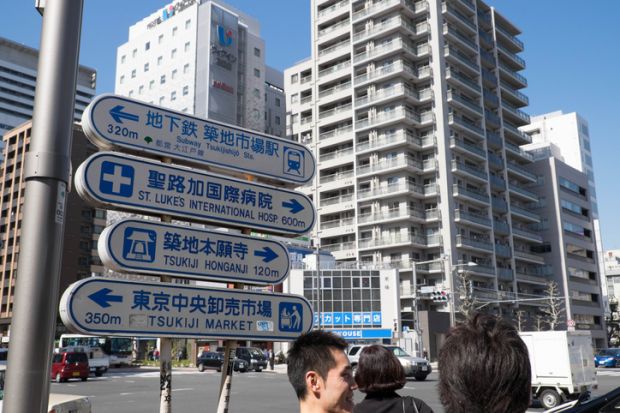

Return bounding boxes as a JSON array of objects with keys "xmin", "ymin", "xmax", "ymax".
[
  {"xmin": 286, "ymin": 0, "xmax": 548, "ymax": 333},
  {"xmin": 521, "ymin": 111, "xmax": 607, "ymax": 313},
  {"xmin": 115, "ymin": 0, "xmax": 284, "ymax": 136},
  {"xmin": 0, "ymin": 36, "xmax": 96, "ymax": 157}
]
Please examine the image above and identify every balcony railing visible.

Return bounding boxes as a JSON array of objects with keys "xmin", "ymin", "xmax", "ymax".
[
  {"xmin": 450, "ymin": 137, "xmax": 486, "ymax": 158},
  {"xmin": 512, "ymin": 226, "xmax": 543, "ymax": 242},
  {"xmin": 507, "ymin": 162, "xmax": 537, "ymax": 181},
  {"xmin": 356, "ymin": 85, "xmax": 432, "ymax": 107},
  {"xmin": 317, "ymin": 0, "xmax": 349, "ymax": 19},
  {"xmin": 319, "ymin": 82, "xmax": 351, "ymax": 99},
  {"xmin": 318, "ymin": 40, "xmax": 351, "ymax": 58},
  {"xmin": 447, "ymin": 90, "xmax": 482, "ymax": 115},
  {"xmin": 456, "ymin": 234, "xmax": 493, "ymax": 251},
  {"xmin": 449, "ymin": 113, "xmax": 485, "ymax": 138},
  {"xmin": 320, "ymin": 216, "xmax": 355, "ymax": 229},
  {"xmin": 322, "ymin": 241, "xmax": 356, "ymax": 252},
  {"xmin": 451, "ymin": 160, "xmax": 488, "ymax": 180},
  {"xmin": 353, "ymin": 0, "xmax": 428, "ymax": 22},
  {"xmin": 495, "ymin": 243, "xmax": 512, "ymax": 257},
  {"xmin": 443, "ymin": 23, "xmax": 477, "ymax": 51},
  {"xmin": 356, "ymin": 131, "xmax": 434, "ymax": 153},
  {"xmin": 319, "ymin": 103, "xmax": 352, "ymax": 120},
  {"xmin": 318, "ymin": 61, "xmax": 351, "ymax": 79},
  {"xmin": 444, "ymin": 45, "xmax": 480, "ymax": 73},
  {"xmin": 453, "ymin": 184, "xmax": 489, "ymax": 203},
  {"xmin": 319, "ymin": 147, "xmax": 354, "ymax": 162},
  {"xmin": 514, "ymin": 249, "xmax": 544, "ymax": 263},
  {"xmin": 454, "ymin": 209, "xmax": 491, "ymax": 227},
  {"xmin": 356, "ymin": 107, "xmax": 430, "ymax": 129},
  {"xmin": 510, "ymin": 205, "xmax": 540, "ymax": 222},
  {"xmin": 358, "ymin": 232, "xmax": 426, "ymax": 249},
  {"xmin": 318, "ymin": 19, "xmax": 350, "ymax": 38},
  {"xmin": 445, "ymin": 67, "xmax": 481, "ymax": 93},
  {"xmin": 505, "ymin": 141, "xmax": 533, "ymax": 161},
  {"xmin": 496, "ymin": 25, "xmax": 524, "ymax": 50},
  {"xmin": 320, "ymin": 193, "xmax": 354, "ymax": 207},
  {"xmin": 494, "ymin": 220, "xmax": 510, "ymax": 234},
  {"xmin": 319, "ymin": 125, "xmax": 353, "ymax": 141},
  {"xmin": 499, "ymin": 62, "xmax": 527, "ymax": 86},
  {"xmin": 503, "ymin": 102, "xmax": 531, "ymax": 124},
  {"xmin": 500, "ymin": 81, "xmax": 530, "ymax": 106},
  {"xmin": 353, "ymin": 17, "xmax": 429, "ymax": 43},
  {"xmin": 357, "ymin": 156, "xmax": 422, "ymax": 175},
  {"xmin": 320, "ymin": 170, "xmax": 354, "ymax": 184},
  {"xmin": 357, "ymin": 207, "xmax": 426, "ymax": 224},
  {"xmin": 355, "ymin": 61, "xmax": 421, "ymax": 84},
  {"xmin": 509, "ymin": 183, "xmax": 538, "ymax": 201},
  {"xmin": 443, "ymin": 3, "xmax": 476, "ymax": 33},
  {"xmin": 504, "ymin": 122, "xmax": 532, "ymax": 143},
  {"xmin": 497, "ymin": 44, "xmax": 526, "ymax": 69},
  {"xmin": 357, "ymin": 182, "xmax": 423, "ymax": 199}
]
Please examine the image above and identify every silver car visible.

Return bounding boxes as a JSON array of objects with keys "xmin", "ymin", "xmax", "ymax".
[{"xmin": 347, "ymin": 344, "xmax": 431, "ymax": 381}]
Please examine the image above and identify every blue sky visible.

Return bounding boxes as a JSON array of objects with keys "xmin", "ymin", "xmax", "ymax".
[{"xmin": 5, "ymin": 1, "xmax": 620, "ymax": 248}]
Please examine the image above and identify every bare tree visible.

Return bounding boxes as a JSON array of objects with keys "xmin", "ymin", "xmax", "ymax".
[
  {"xmin": 540, "ymin": 281, "xmax": 564, "ymax": 330},
  {"xmin": 534, "ymin": 314, "xmax": 544, "ymax": 331},
  {"xmin": 455, "ymin": 269, "xmax": 479, "ymax": 321},
  {"xmin": 514, "ymin": 310, "xmax": 526, "ymax": 332}
]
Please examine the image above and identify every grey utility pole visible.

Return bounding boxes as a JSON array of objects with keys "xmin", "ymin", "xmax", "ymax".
[{"xmin": 3, "ymin": 1, "xmax": 83, "ymax": 412}]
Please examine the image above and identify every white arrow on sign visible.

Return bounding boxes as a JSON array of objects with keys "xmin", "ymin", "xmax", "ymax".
[
  {"xmin": 60, "ymin": 278, "xmax": 313, "ymax": 340},
  {"xmin": 75, "ymin": 152, "xmax": 315, "ymax": 236},
  {"xmin": 81, "ymin": 94, "xmax": 315, "ymax": 186},
  {"xmin": 99, "ymin": 219, "xmax": 290, "ymax": 285}
]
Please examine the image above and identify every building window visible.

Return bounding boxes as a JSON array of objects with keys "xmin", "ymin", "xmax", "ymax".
[
  {"xmin": 144, "ymin": 63, "xmax": 149, "ymax": 72},
  {"xmin": 185, "ymin": 42, "xmax": 190, "ymax": 52},
  {"xmin": 275, "ymin": 97, "xmax": 281, "ymax": 107},
  {"xmin": 183, "ymin": 63, "xmax": 190, "ymax": 74},
  {"xmin": 119, "ymin": 75, "xmax": 125, "ymax": 84},
  {"xmin": 559, "ymin": 177, "xmax": 587, "ymax": 197},
  {"xmin": 291, "ymin": 93, "xmax": 298, "ymax": 103},
  {"xmin": 171, "ymin": 91, "xmax": 177, "ymax": 101},
  {"xmin": 138, "ymin": 85, "xmax": 144, "ymax": 94},
  {"xmin": 291, "ymin": 74, "xmax": 298, "ymax": 83},
  {"xmin": 159, "ymin": 97, "xmax": 165, "ymax": 105},
  {"xmin": 254, "ymin": 47, "xmax": 261, "ymax": 57},
  {"xmin": 157, "ymin": 56, "xmax": 163, "ymax": 66},
  {"xmin": 121, "ymin": 55, "xmax": 126, "ymax": 64},
  {"xmin": 171, "ymin": 49, "xmax": 177, "ymax": 59},
  {"xmin": 131, "ymin": 69, "xmax": 136, "ymax": 78},
  {"xmin": 132, "ymin": 48, "xmax": 137, "ymax": 58},
  {"xmin": 128, "ymin": 90, "xmax": 134, "ymax": 97},
  {"xmin": 254, "ymin": 68, "xmax": 260, "ymax": 78},
  {"xmin": 158, "ymin": 34, "xmax": 164, "ymax": 44},
  {"xmin": 149, "ymin": 80, "xmax": 154, "ymax": 90},
  {"xmin": 185, "ymin": 19, "xmax": 191, "ymax": 29},
  {"xmin": 183, "ymin": 86, "xmax": 189, "ymax": 96},
  {"xmin": 171, "ymin": 69, "xmax": 177, "ymax": 80},
  {"xmin": 253, "ymin": 88, "xmax": 260, "ymax": 98},
  {"xmin": 160, "ymin": 75, "xmax": 166, "ymax": 84},
  {"xmin": 172, "ymin": 26, "xmax": 178, "ymax": 36},
  {"xmin": 145, "ymin": 41, "xmax": 150, "ymax": 51},
  {"xmin": 275, "ymin": 116, "xmax": 281, "ymax": 125}
]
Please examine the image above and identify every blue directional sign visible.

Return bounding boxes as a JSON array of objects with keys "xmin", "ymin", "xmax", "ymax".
[
  {"xmin": 99, "ymin": 219, "xmax": 290, "ymax": 284},
  {"xmin": 314, "ymin": 311, "xmax": 383, "ymax": 326},
  {"xmin": 81, "ymin": 94, "xmax": 315, "ymax": 186},
  {"xmin": 75, "ymin": 152, "xmax": 315, "ymax": 236},
  {"xmin": 59, "ymin": 278, "xmax": 313, "ymax": 340}
]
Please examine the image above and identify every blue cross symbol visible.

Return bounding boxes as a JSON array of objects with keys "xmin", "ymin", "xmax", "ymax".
[{"xmin": 100, "ymin": 161, "xmax": 134, "ymax": 198}]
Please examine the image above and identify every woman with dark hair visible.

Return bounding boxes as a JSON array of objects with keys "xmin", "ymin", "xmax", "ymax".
[{"xmin": 353, "ymin": 345, "xmax": 434, "ymax": 413}]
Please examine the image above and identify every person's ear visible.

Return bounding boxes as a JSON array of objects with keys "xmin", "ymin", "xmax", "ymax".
[{"xmin": 305, "ymin": 371, "xmax": 322, "ymax": 395}]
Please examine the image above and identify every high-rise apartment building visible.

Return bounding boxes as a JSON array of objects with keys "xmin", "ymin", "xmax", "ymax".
[
  {"xmin": 0, "ymin": 123, "xmax": 106, "ymax": 340},
  {"xmin": 115, "ymin": 0, "xmax": 285, "ymax": 136},
  {"xmin": 527, "ymin": 157, "xmax": 606, "ymax": 347},
  {"xmin": 0, "ymin": 37, "xmax": 96, "ymax": 147},
  {"xmin": 286, "ymin": 0, "xmax": 544, "ymax": 330}
]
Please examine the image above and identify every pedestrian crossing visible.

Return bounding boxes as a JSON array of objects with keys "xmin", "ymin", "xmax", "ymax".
[{"xmin": 596, "ymin": 369, "xmax": 620, "ymax": 376}]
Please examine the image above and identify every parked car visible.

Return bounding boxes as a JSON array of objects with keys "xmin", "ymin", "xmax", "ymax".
[
  {"xmin": 196, "ymin": 351, "xmax": 248, "ymax": 373},
  {"xmin": 235, "ymin": 347, "xmax": 268, "ymax": 372},
  {"xmin": 347, "ymin": 344, "xmax": 431, "ymax": 381},
  {"xmin": 51, "ymin": 351, "xmax": 89, "ymax": 383},
  {"xmin": 594, "ymin": 348, "xmax": 620, "ymax": 368}
]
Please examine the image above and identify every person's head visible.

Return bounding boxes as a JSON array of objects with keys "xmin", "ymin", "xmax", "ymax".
[
  {"xmin": 287, "ymin": 330, "xmax": 356, "ymax": 412},
  {"xmin": 355, "ymin": 345, "xmax": 405, "ymax": 394},
  {"xmin": 438, "ymin": 313, "xmax": 531, "ymax": 413}
]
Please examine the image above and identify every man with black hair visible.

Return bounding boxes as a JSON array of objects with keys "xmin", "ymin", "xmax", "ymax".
[
  {"xmin": 438, "ymin": 313, "xmax": 532, "ymax": 413},
  {"xmin": 287, "ymin": 330, "xmax": 357, "ymax": 413}
]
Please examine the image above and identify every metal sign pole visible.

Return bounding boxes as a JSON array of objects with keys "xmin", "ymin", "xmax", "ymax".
[
  {"xmin": 159, "ymin": 157, "xmax": 173, "ymax": 413},
  {"xmin": 4, "ymin": 1, "xmax": 83, "ymax": 412}
]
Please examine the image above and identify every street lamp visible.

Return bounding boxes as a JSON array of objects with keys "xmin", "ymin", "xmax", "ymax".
[{"xmin": 448, "ymin": 261, "xmax": 478, "ymax": 326}]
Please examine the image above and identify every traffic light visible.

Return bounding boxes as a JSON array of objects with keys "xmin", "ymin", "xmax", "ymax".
[{"xmin": 431, "ymin": 290, "xmax": 449, "ymax": 302}]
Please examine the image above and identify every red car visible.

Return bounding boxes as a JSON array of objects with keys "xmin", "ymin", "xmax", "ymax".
[{"xmin": 51, "ymin": 351, "xmax": 89, "ymax": 383}]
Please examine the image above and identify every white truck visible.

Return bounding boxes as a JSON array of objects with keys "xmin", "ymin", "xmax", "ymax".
[{"xmin": 519, "ymin": 330, "xmax": 597, "ymax": 409}]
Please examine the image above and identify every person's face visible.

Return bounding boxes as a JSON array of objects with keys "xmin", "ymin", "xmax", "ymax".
[{"xmin": 319, "ymin": 349, "xmax": 357, "ymax": 413}]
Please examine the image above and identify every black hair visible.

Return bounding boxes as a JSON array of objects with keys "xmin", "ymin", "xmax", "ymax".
[{"xmin": 355, "ymin": 345, "xmax": 406, "ymax": 393}]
